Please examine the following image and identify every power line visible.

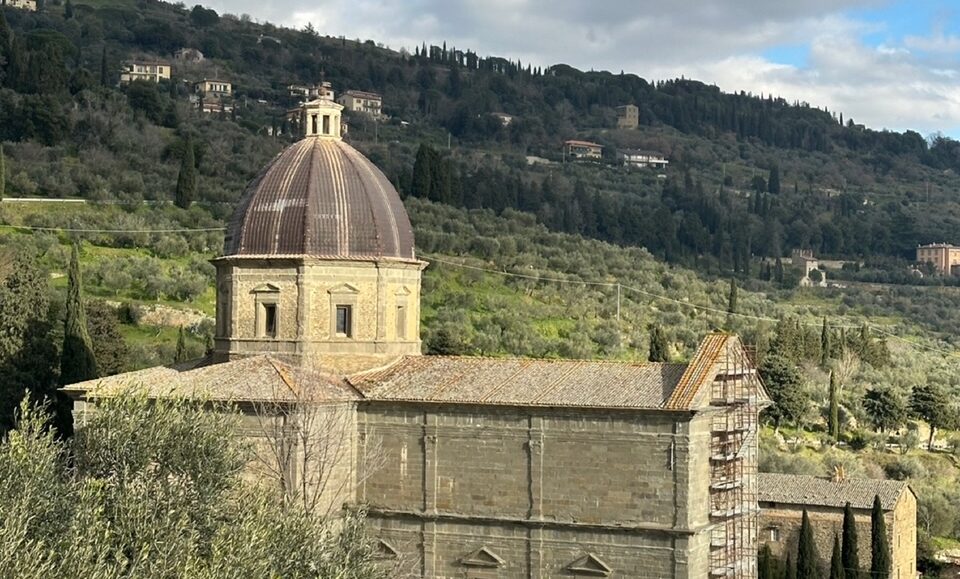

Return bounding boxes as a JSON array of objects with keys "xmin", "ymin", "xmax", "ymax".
[
  {"xmin": 424, "ymin": 253, "xmax": 959, "ymax": 356},
  {"xmin": 2, "ymin": 225, "xmax": 226, "ymax": 234}
]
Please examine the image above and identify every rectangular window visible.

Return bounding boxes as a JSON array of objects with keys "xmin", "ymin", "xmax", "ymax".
[
  {"xmin": 335, "ymin": 305, "xmax": 352, "ymax": 337},
  {"xmin": 768, "ymin": 528, "xmax": 780, "ymax": 542},
  {"xmin": 322, "ymin": 115, "xmax": 331, "ymax": 135},
  {"xmin": 396, "ymin": 305, "xmax": 407, "ymax": 339},
  {"xmin": 263, "ymin": 303, "xmax": 277, "ymax": 338},
  {"xmin": 311, "ymin": 114, "xmax": 318, "ymax": 135}
]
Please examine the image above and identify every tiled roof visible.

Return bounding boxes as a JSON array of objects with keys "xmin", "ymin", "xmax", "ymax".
[
  {"xmin": 758, "ymin": 473, "xmax": 910, "ymax": 511},
  {"xmin": 349, "ymin": 356, "xmax": 688, "ymax": 409},
  {"xmin": 62, "ymin": 355, "xmax": 360, "ymax": 404},
  {"xmin": 223, "ymin": 137, "xmax": 416, "ymax": 261},
  {"xmin": 564, "ymin": 139, "xmax": 603, "ymax": 148}
]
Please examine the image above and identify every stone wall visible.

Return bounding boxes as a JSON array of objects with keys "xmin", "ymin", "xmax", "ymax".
[
  {"xmin": 759, "ymin": 497, "xmax": 916, "ymax": 579},
  {"xmin": 357, "ymin": 402, "xmax": 717, "ymax": 579},
  {"xmin": 213, "ymin": 257, "xmax": 424, "ymax": 373}
]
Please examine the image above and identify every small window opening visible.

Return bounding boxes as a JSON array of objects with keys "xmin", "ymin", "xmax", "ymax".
[
  {"xmin": 396, "ymin": 305, "xmax": 407, "ymax": 339},
  {"xmin": 335, "ymin": 305, "xmax": 352, "ymax": 337},
  {"xmin": 322, "ymin": 114, "xmax": 331, "ymax": 135},
  {"xmin": 311, "ymin": 114, "xmax": 318, "ymax": 135},
  {"xmin": 263, "ymin": 303, "xmax": 277, "ymax": 338}
]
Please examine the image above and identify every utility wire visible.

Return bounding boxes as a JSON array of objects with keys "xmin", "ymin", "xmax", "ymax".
[
  {"xmin": 424, "ymin": 253, "xmax": 960, "ymax": 356},
  {"xmin": 2, "ymin": 224, "xmax": 226, "ymax": 234}
]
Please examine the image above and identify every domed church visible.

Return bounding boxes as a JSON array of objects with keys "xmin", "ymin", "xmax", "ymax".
[{"xmin": 66, "ymin": 95, "xmax": 769, "ymax": 578}]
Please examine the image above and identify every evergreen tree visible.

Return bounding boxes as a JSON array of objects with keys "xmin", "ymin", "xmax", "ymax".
[
  {"xmin": 64, "ymin": 0, "xmax": 74, "ymax": 18},
  {"xmin": 648, "ymin": 324, "xmax": 670, "ymax": 362},
  {"xmin": 86, "ymin": 300, "xmax": 128, "ymax": 377},
  {"xmin": 842, "ymin": 502, "xmax": 860, "ymax": 579},
  {"xmin": 830, "ymin": 534, "xmax": 843, "ymax": 579},
  {"xmin": 60, "ymin": 244, "xmax": 99, "ymax": 386},
  {"xmin": 797, "ymin": 509, "xmax": 820, "ymax": 579},
  {"xmin": 863, "ymin": 387, "xmax": 906, "ymax": 433},
  {"xmin": 99, "ymin": 46, "xmax": 109, "ymax": 87},
  {"xmin": 759, "ymin": 354, "xmax": 806, "ymax": 428},
  {"xmin": 727, "ymin": 277, "xmax": 738, "ymax": 315},
  {"xmin": 829, "ymin": 370, "xmax": 840, "ymax": 442},
  {"xmin": 775, "ymin": 257, "xmax": 785, "ymax": 285},
  {"xmin": 0, "ymin": 143, "xmax": 5, "ymax": 201},
  {"xmin": 412, "ymin": 143, "xmax": 433, "ymax": 199},
  {"xmin": 0, "ymin": 9, "xmax": 11, "ymax": 87},
  {"xmin": 769, "ymin": 165, "xmax": 781, "ymax": 194},
  {"xmin": 820, "ymin": 317, "xmax": 831, "ymax": 367},
  {"xmin": 174, "ymin": 326, "xmax": 188, "ymax": 363},
  {"xmin": 910, "ymin": 382, "xmax": 954, "ymax": 449},
  {"xmin": 175, "ymin": 137, "xmax": 197, "ymax": 209},
  {"xmin": 758, "ymin": 544, "xmax": 776, "ymax": 579},
  {"xmin": 870, "ymin": 495, "xmax": 891, "ymax": 578},
  {"xmin": 786, "ymin": 552, "xmax": 796, "ymax": 579}
]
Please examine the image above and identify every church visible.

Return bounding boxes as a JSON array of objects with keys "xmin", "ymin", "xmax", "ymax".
[{"xmin": 65, "ymin": 94, "xmax": 769, "ymax": 578}]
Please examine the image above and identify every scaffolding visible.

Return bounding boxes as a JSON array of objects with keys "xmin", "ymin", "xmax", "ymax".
[{"xmin": 708, "ymin": 344, "xmax": 760, "ymax": 578}]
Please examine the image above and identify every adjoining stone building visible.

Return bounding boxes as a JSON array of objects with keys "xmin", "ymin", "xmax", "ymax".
[
  {"xmin": 916, "ymin": 243, "xmax": 960, "ymax": 275},
  {"xmin": 65, "ymin": 97, "xmax": 772, "ymax": 578},
  {"xmin": 758, "ymin": 473, "xmax": 917, "ymax": 579}
]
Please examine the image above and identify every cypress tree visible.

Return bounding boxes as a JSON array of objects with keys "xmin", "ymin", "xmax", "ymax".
[
  {"xmin": 769, "ymin": 165, "xmax": 781, "ymax": 194},
  {"xmin": 60, "ymin": 244, "xmax": 99, "ymax": 386},
  {"xmin": 842, "ymin": 501, "xmax": 859, "ymax": 579},
  {"xmin": 412, "ymin": 143, "xmax": 432, "ymax": 199},
  {"xmin": 648, "ymin": 324, "xmax": 670, "ymax": 363},
  {"xmin": 174, "ymin": 326, "xmax": 188, "ymax": 363},
  {"xmin": 0, "ymin": 143, "xmax": 5, "ymax": 201},
  {"xmin": 758, "ymin": 543, "xmax": 775, "ymax": 579},
  {"xmin": 870, "ymin": 495, "xmax": 891, "ymax": 578},
  {"xmin": 175, "ymin": 137, "xmax": 197, "ymax": 209},
  {"xmin": 820, "ymin": 317, "xmax": 831, "ymax": 367},
  {"xmin": 99, "ymin": 46, "xmax": 109, "ymax": 87},
  {"xmin": 786, "ymin": 552, "xmax": 796, "ymax": 579},
  {"xmin": 829, "ymin": 370, "xmax": 840, "ymax": 442},
  {"xmin": 830, "ymin": 534, "xmax": 844, "ymax": 579},
  {"xmin": 727, "ymin": 277, "xmax": 738, "ymax": 314},
  {"xmin": 775, "ymin": 257, "xmax": 785, "ymax": 284},
  {"xmin": 797, "ymin": 509, "xmax": 820, "ymax": 579},
  {"xmin": 830, "ymin": 534, "xmax": 845, "ymax": 579}
]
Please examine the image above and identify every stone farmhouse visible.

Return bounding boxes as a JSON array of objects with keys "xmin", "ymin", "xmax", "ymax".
[
  {"xmin": 616, "ymin": 104, "xmax": 639, "ymax": 129},
  {"xmin": 916, "ymin": 242, "xmax": 960, "ymax": 275},
  {"xmin": 758, "ymin": 473, "xmax": 916, "ymax": 579},
  {"xmin": 64, "ymin": 97, "xmax": 805, "ymax": 578}
]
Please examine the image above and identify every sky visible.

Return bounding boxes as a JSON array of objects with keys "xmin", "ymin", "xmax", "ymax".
[{"xmin": 203, "ymin": 0, "xmax": 960, "ymax": 136}]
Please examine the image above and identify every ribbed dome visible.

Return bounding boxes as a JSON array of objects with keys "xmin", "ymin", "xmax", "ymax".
[{"xmin": 224, "ymin": 138, "xmax": 415, "ymax": 260}]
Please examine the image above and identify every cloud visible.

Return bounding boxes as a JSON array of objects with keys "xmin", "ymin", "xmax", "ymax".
[{"xmin": 201, "ymin": 0, "xmax": 960, "ymax": 135}]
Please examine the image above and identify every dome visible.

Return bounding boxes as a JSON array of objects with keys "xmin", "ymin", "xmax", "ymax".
[{"xmin": 224, "ymin": 137, "xmax": 415, "ymax": 260}]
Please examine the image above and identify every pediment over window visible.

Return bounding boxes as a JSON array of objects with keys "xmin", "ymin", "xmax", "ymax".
[
  {"xmin": 394, "ymin": 286, "xmax": 412, "ymax": 297},
  {"xmin": 251, "ymin": 283, "xmax": 280, "ymax": 293},
  {"xmin": 565, "ymin": 553, "xmax": 612, "ymax": 576},
  {"xmin": 327, "ymin": 283, "xmax": 360, "ymax": 295},
  {"xmin": 460, "ymin": 546, "xmax": 505, "ymax": 568},
  {"xmin": 374, "ymin": 539, "xmax": 398, "ymax": 560}
]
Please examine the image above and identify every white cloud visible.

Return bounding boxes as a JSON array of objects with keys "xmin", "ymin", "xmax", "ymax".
[{"xmin": 201, "ymin": 0, "xmax": 960, "ymax": 134}]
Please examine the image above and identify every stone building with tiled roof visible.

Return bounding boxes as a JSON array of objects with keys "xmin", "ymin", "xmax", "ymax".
[
  {"xmin": 64, "ymin": 99, "xmax": 773, "ymax": 578},
  {"xmin": 758, "ymin": 473, "xmax": 916, "ymax": 579}
]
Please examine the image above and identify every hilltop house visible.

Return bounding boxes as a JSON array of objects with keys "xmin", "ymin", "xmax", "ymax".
[
  {"xmin": 759, "ymin": 473, "xmax": 916, "ymax": 579},
  {"xmin": 288, "ymin": 82, "xmax": 334, "ymax": 101},
  {"xmin": 1, "ymin": 0, "xmax": 37, "ymax": 11},
  {"xmin": 337, "ymin": 89, "xmax": 383, "ymax": 118},
  {"xmin": 194, "ymin": 79, "xmax": 233, "ymax": 114},
  {"xmin": 916, "ymin": 243, "xmax": 960, "ymax": 275},
  {"xmin": 616, "ymin": 104, "xmax": 639, "ymax": 129},
  {"xmin": 619, "ymin": 149, "xmax": 669, "ymax": 169},
  {"xmin": 563, "ymin": 139, "xmax": 603, "ymax": 160},
  {"xmin": 174, "ymin": 48, "xmax": 204, "ymax": 63},
  {"xmin": 65, "ymin": 98, "xmax": 773, "ymax": 579},
  {"xmin": 119, "ymin": 61, "xmax": 171, "ymax": 84},
  {"xmin": 791, "ymin": 249, "xmax": 827, "ymax": 287}
]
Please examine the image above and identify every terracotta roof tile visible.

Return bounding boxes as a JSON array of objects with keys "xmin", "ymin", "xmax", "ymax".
[
  {"xmin": 758, "ymin": 473, "xmax": 910, "ymax": 511},
  {"xmin": 63, "ymin": 356, "xmax": 360, "ymax": 404},
  {"xmin": 349, "ymin": 356, "xmax": 688, "ymax": 409}
]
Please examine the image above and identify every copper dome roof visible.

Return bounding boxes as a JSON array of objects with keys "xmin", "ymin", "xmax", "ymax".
[{"xmin": 224, "ymin": 138, "xmax": 415, "ymax": 260}]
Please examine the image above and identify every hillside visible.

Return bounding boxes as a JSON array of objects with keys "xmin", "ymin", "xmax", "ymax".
[{"xmin": 4, "ymin": 0, "xmax": 960, "ymax": 572}]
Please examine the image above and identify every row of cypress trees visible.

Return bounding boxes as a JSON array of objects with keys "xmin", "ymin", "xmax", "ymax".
[{"xmin": 759, "ymin": 495, "xmax": 892, "ymax": 579}]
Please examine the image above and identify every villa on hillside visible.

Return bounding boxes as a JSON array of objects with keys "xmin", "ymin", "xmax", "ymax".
[
  {"xmin": 119, "ymin": 61, "xmax": 171, "ymax": 84},
  {"xmin": 619, "ymin": 149, "xmax": 668, "ymax": 169},
  {"xmin": 337, "ymin": 89, "xmax": 383, "ymax": 118},
  {"xmin": 916, "ymin": 243, "xmax": 960, "ymax": 275},
  {"xmin": 563, "ymin": 139, "xmax": 603, "ymax": 160},
  {"xmin": 616, "ymin": 104, "xmax": 639, "ymax": 129},
  {"xmin": 1, "ymin": 0, "xmax": 37, "ymax": 11}
]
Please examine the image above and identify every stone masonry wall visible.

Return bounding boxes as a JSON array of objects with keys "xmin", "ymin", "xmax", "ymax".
[
  {"xmin": 759, "ymin": 500, "xmax": 916, "ymax": 579},
  {"xmin": 358, "ymin": 403, "xmax": 716, "ymax": 579}
]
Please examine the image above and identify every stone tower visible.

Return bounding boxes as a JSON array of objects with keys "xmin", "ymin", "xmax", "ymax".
[{"xmin": 212, "ymin": 96, "xmax": 426, "ymax": 374}]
